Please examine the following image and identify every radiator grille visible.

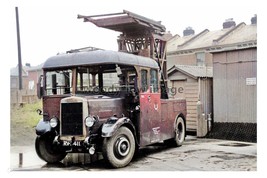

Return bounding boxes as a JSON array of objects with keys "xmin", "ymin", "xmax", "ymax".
[{"xmin": 61, "ymin": 102, "xmax": 83, "ymax": 136}]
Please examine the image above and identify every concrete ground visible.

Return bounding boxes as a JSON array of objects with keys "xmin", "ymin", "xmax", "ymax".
[{"xmin": 10, "ymin": 136, "xmax": 256, "ymax": 171}]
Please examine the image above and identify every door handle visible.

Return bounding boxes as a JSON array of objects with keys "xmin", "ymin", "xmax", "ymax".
[{"xmin": 148, "ymin": 95, "xmax": 151, "ymax": 102}]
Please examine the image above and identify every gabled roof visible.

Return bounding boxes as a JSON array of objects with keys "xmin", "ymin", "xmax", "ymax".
[
  {"xmin": 26, "ymin": 63, "xmax": 44, "ymax": 72},
  {"xmin": 167, "ymin": 34, "xmax": 194, "ymax": 52},
  {"xmin": 10, "ymin": 65, "xmax": 28, "ymax": 77},
  {"xmin": 167, "ymin": 22, "xmax": 257, "ymax": 55},
  {"xmin": 43, "ymin": 50, "xmax": 159, "ymax": 70},
  {"xmin": 180, "ymin": 29, "xmax": 230, "ymax": 51},
  {"xmin": 214, "ymin": 23, "xmax": 257, "ymax": 45},
  {"xmin": 168, "ymin": 65, "xmax": 213, "ymax": 79}
]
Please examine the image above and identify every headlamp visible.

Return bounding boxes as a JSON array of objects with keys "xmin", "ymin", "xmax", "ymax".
[
  {"xmin": 50, "ymin": 117, "xmax": 58, "ymax": 128},
  {"xmin": 85, "ymin": 116, "xmax": 96, "ymax": 127}
]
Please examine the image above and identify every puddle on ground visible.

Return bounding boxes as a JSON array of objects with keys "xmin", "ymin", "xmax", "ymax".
[{"xmin": 218, "ymin": 142, "xmax": 252, "ymax": 147}]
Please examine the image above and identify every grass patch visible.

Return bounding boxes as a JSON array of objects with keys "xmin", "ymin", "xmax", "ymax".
[{"xmin": 10, "ymin": 101, "xmax": 43, "ymax": 146}]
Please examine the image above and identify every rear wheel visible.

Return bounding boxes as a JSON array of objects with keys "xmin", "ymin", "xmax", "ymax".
[
  {"xmin": 102, "ymin": 127, "xmax": 135, "ymax": 168},
  {"xmin": 35, "ymin": 134, "xmax": 67, "ymax": 163},
  {"xmin": 174, "ymin": 117, "xmax": 185, "ymax": 146},
  {"xmin": 165, "ymin": 117, "xmax": 185, "ymax": 147}
]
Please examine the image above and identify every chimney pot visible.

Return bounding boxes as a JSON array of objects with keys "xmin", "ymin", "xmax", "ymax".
[
  {"xmin": 183, "ymin": 26, "xmax": 195, "ymax": 36},
  {"xmin": 223, "ymin": 18, "xmax": 236, "ymax": 29},
  {"xmin": 251, "ymin": 14, "xmax": 257, "ymax": 24}
]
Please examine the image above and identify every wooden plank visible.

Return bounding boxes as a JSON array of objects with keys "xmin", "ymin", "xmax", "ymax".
[
  {"xmin": 186, "ymin": 100, "xmax": 197, "ymax": 104},
  {"xmin": 186, "ymin": 124, "xmax": 197, "ymax": 130},
  {"xmin": 186, "ymin": 120, "xmax": 197, "ymax": 124},
  {"xmin": 186, "ymin": 115, "xmax": 197, "ymax": 120},
  {"xmin": 187, "ymin": 113, "xmax": 197, "ymax": 117},
  {"xmin": 93, "ymin": 16, "xmax": 136, "ymax": 27},
  {"xmin": 187, "ymin": 110, "xmax": 197, "ymax": 115},
  {"xmin": 186, "ymin": 98, "xmax": 198, "ymax": 102},
  {"xmin": 186, "ymin": 119, "xmax": 197, "ymax": 123},
  {"xmin": 187, "ymin": 105, "xmax": 197, "ymax": 110},
  {"xmin": 185, "ymin": 83, "xmax": 199, "ymax": 87},
  {"xmin": 186, "ymin": 118, "xmax": 197, "ymax": 123},
  {"xmin": 187, "ymin": 104, "xmax": 197, "ymax": 107},
  {"xmin": 185, "ymin": 94, "xmax": 199, "ymax": 98},
  {"xmin": 185, "ymin": 88, "xmax": 198, "ymax": 92}
]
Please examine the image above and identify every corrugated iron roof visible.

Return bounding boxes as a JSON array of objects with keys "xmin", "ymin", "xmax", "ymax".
[{"xmin": 168, "ymin": 65, "xmax": 213, "ymax": 79}]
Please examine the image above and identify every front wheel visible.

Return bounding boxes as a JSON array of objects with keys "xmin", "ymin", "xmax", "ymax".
[
  {"xmin": 102, "ymin": 127, "xmax": 135, "ymax": 168},
  {"xmin": 35, "ymin": 134, "xmax": 67, "ymax": 163}
]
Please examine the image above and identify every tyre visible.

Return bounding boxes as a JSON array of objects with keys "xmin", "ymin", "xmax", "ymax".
[
  {"xmin": 102, "ymin": 127, "xmax": 135, "ymax": 168},
  {"xmin": 174, "ymin": 117, "xmax": 185, "ymax": 147},
  {"xmin": 165, "ymin": 117, "xmax": 185, "ymax": 147},
  {"xmin": 35, "ymin": 134, "xmax": 67, "ymax": 163}
]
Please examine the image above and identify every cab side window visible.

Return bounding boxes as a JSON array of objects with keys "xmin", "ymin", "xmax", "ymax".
[
  {"xmin": 141, "ymin": 70, "xmax": 148, "ymax": 92},
  {"xmin": 150, "ymin": 69, "xmax": 159, "ymax": 93}
]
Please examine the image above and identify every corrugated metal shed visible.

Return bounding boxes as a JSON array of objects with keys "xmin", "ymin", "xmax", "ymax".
[{"xmin": 212, "ymin": 48, "xmax": 257, "ymax": 123}]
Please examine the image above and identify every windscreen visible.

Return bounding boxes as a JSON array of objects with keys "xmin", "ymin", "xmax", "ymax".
[
  {"xmin": 45, "ymin": 69, "xmax": 72, "ymax": 95},
  {"xmin": 76, "ymin": 65, "xmax": 137, "ymax": 96}
]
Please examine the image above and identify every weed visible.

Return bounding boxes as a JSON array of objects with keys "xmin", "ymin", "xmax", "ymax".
[{"xmin": 10, "ymin": 101, "xmax": 42, "ymax": 146}]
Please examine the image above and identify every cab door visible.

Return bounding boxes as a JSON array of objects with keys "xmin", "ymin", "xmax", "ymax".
[{"xmin": 139, "ymin": 69, "xmax": 161, "ymax": 147}]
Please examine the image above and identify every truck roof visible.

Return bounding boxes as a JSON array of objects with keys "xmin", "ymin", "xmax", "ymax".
[{"xmin": 43, "ymin": 50, "xmax": 159, "ymax": 70}]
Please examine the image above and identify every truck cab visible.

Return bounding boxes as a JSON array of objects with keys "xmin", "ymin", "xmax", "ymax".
[{"xmin": 35, "ymin": 50, "xmax": 186, "ymax": 168}]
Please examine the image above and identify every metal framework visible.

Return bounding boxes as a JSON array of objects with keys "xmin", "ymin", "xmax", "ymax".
[{"xmin": 78, "ymin": 10, "xmax": 169, "ymax": 88}]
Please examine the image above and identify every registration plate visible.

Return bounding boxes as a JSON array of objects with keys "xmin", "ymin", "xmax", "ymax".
[{"xmin": 62, "ymin": 140, "xmax": 82, "ymax": 147}]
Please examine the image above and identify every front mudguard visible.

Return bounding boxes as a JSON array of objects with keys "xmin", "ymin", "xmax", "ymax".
[
  {"xmin": 101, "ymin": 117, "xmax": 135, "ymax": 138},
  {"xmin": 35, "ymin": 118, "xmax": 52, "ymax": 135}
]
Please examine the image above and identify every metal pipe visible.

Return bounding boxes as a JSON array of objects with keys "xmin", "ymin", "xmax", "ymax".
[
  {"xmin": 207, "ymin": 113, "xmax": 212, "ymax": 132},
  {"xmin": 19, "ymin": 153, "xmax": 23, "ymax": 167},
  {"xmin": 15, "ymin": 7, "xmax": 23, "ymax": 90}
]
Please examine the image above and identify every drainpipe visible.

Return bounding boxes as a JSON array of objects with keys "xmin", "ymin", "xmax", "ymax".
[{"xmin": 207, "ymin": 113, "xmax": 212, "ymax": 132}]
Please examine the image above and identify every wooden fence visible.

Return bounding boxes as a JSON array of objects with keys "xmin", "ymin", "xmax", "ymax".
[{"xmin": 11, "ymin": 89, "xmax": 39, "ymax": 105}]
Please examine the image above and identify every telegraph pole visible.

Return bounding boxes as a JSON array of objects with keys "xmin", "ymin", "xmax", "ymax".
[{"xmin": 15, "ymin": 6, "xmax": 23, "ymax": 90}]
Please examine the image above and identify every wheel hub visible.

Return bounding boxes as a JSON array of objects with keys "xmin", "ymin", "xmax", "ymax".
[
  {"xmin": 116, "ymin": 137, "xmax": 130, "ymax": 157},
  {"xmin": 176, "ymin": 123, "xmax": 183, "ymax": 140}
]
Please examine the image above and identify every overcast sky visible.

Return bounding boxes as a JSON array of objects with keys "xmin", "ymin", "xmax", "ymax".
[{"xmin": 3, "ymin": 0, "xmax": 261, "ymax": 68}]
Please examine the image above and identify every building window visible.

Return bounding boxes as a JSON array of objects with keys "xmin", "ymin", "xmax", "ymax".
[
  {"xmin": 196, "ymin": 52, "xmax": 205, "ymax": 66},
  {"xmin": 28, "ymin": 80, "xmax": 35, "ymax": 90}
]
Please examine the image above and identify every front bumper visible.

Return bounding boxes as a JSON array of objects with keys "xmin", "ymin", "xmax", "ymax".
[{"xmin": 53, "ymin": 134, "xmax": 99, "ymax": 154}]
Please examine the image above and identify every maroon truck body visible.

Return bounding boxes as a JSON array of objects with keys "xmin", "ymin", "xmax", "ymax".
[
  {"xmin": 42, "ymin": 87, "xmax": 186, "ymax": 148},
  {"xmin": 35, "ymin": 50, "xmax": 186, "ymax": 168}
]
